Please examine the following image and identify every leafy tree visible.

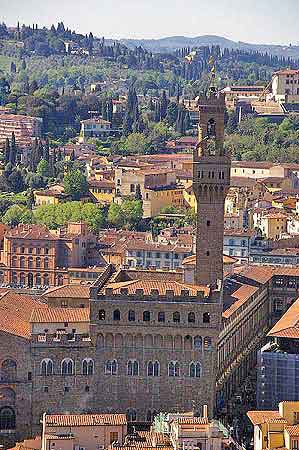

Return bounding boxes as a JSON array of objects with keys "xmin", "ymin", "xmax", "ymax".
[
  {"xmin": 8, "ymin": 170, "xmax": 25, "ymax": 193},
  {"xmin": 121, "ymin": 132, "xmax": 149, "ymax": 155},
  {"xmin": 36, "ymin": 159, "xmax": 50, "ymax": 177},
  {"xmin": 108, "ymin": 203, "xmax": 123, "ymax": 228},
  {"xmin": 2, "ymin": 205, "xmax": 33, "ymax": 226},
  {"xmin": 122, "ymin": 199, "xmax": 143, "ymax": 230},
  {"xmin": 64, "ymin": 169, "xmax": 88, "ymax": 200}
]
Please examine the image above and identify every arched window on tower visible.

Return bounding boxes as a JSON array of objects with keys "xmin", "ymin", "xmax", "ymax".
[
  {"xmin": 40, "ymin": 359, "xmax": 53, "ymax": 376},
  {"xmin": 207, "ymin": 118, "xmax": 216, "ymax": 137},
  {"xmin": 188, "ymin": 312, "xmax": 195, "ymax": 323},
  {"xmin": 82, "ymin": 358, "xmax": 94, "ymax": 375},
  {"xmin": 194, "ymin": 336, "xmax": 203, "ymax": 351},
  {"xmin": 98, "ymin": 310, "xmax": 105, "ymax": 321},
  {"xmin": 127, "ymin": 359, "xmax": 139, "ymax": 376},
  {"xmin": 173, "ymin": 312, "xmax": 180, "ymax": 323},
  {"xmin": 128, "ymin": 310, "xmax": 135, "ymax": 321},
  {"xmin": 105, "ymin": 359, "xmax": 117, "ymax": 375},
  {"xmin": 0, "ymin": 407, "xmax": 16, "ymax": 430},
  {"xmin": 189, "ymin": 361, "xmax": 202, "ymax": 378},
  {"xmin": 127, "ymin": 408, "xmax": 137, "ymax": 422},
  {"xmin": 61, "ymin": 358, "xmax": 74, "ymax": 376},
  {"xmin": 203, "ymin": 312, "xmax": 210, "ymax": 324},
  {"xmin": 113, "ymin": 309, "xmax": 121, "ymax": 321}
]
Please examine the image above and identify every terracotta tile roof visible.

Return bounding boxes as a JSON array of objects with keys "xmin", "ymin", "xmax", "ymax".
[
  {"xmin": 224, "ymin": 228, "xmax": 255, "ymax": 236},
  {"xmin": 247, "ymin": 411, "xmax": 286, "ymax": 425},
  {"xmin": 223, "ymin": 285, "xmax": 259, "ymax": 319},
  {"xmin": 5, "ymin": 224, "xmax": 58, "ymax": 240},
  {"xmin": 182, "ymin": 254, "xmax": 238, "ymax": 266},
  {"xmin": 42, "ymin": 284, "xmax": 91, "ymax": 299},
  {"xmin": 0, "ymin": 291, "xmax": 46, "ymax": 338},
  {"xmin": 285, "ymin": 426, "xmax": 299, "ymax": 436},
  {"xmin": 102, "ymin": 279, "xmax": 210, "ymax": 297},
  {"xmin": 88, "ymin": 179, "xmax": 115, "ymax": 189},
  {"xmin": 30, "ymin": 307, "xmax": 89, "ymax": 323},
  {"xmin": 268, "ymin": 298, "xmax": 299, "ymax": 338},
  {"xmin": 176, "ymin": 417, "xmax": 209, "ymax": 425},
  {"xmin": 118, "ymin": 268, "xmax": 183, "ymax": 283},
  {"xmin": 45, "ymin": 413, "xmax": 127, "ymax": 426},
  {"xmin": 234, "ymin": 265, "xmax": 275, "ymax": 284},
  {"xmin": 232, "ymin": 161, "xmax": 272, "ymax": 169},
  {"xmin": 274, "ymin": 69, "xmax": 299, "ymax": 75},
  {"xmin": 262, "ymin": 212, "xmax": 289, "ymax": 219}
]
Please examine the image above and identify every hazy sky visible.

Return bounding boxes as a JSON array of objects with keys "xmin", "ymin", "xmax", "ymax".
[{"xmin": 1, "ymin": 0, "xmax": 299, "ymax": 44}]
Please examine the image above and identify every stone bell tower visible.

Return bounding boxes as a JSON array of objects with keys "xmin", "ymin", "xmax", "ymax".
[{"xmin": 193, "ymin": 78, "xmax": 231, "ymax": 288}]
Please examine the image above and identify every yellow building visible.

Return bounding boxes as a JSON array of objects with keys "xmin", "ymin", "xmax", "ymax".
[
  {"xmin": 183, "ymin": 183, "xmax": 197, "ymax": 211},
  {"xmin": 260, "ymin": 212, "xmax": 289, "ymax": 239},
  {"xmin": 248, "ymin": 402, "xmax": 299, "ymax": 450},
  {"xmin": 34, "ymin": 185, "xmax": 68, "ymax": 206},
  {"xmin": 88, "ymin": 179, "xmax": 115, "ymax": 204},
  {"xmin": 143, "ymin": 185, "xmax": 185, "ymax": 218}
]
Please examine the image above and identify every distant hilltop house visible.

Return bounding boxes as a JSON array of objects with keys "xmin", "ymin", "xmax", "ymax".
[
  {"xmin": 0, "ymin": 113, "xmax": 43, "ymax": 145},
  {"xmin": 270, "ymin": 69, "xmax": 299, "ymax": 104},
  {"xmin": 79, "ymin": 118, "xmax": 121, "ymax": 143}
]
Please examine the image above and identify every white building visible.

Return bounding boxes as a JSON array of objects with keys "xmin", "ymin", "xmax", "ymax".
[{"xmin": 271, "ymin": 69, "xmax": 299, "ymax": 104}]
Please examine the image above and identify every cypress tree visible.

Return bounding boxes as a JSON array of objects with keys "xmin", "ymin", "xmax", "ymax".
[
  {"xmin": 160, "ymin": 90, "xmax": 168, "ymax": 120},
  {"xmin": 9, "ymin": 132, "xmax": 17, "ymax": 165},
  {"xmin": 4, "ymin": 138, "xmax": 10, "ymax": 164}
]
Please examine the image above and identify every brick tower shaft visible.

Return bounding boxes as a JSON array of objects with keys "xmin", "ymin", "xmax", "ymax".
[{"xmin": 193, "ymin": 92, "xmax": 231, "ymax": 288}]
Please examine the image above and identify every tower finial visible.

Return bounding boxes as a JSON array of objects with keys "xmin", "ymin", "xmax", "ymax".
[{"xmin": 208, "ymin": 55, "xmax": 217, "ymax": 96}]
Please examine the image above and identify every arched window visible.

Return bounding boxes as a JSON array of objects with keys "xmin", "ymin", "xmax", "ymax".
[
  {"xmin": 105, "ymin": 360, "xmax": 117, "ymax": 375},
  {"xmin": 143, "ymin": 311, "xmax": 150, "ymax": 322},
  {"xmin": 36, "ymin": 257, "xmax": 41, "ymax": 269},
  {"xmin": 168, "ymin": 361, "xmax": 179, "ymax": 377},
  {"xmin": 43, "ymin": 273, "xmax": 49, "ymax": 287},
  {"xmin": 12, "ymin": 272, "xmax": 17, "ymax": 285},
  {"xmin": 44, "ymin": 257, "xmax": 49, "ymax": 270},
  {"xmin": 36, "ymin": 273, "xmax": 41, "ymax": 286},
  {"xmin": 20, "ymin": 272, "xmax": 25, "ymax": 286},
  {"xmin": 28, "ymin": 257, "xmax": 33, "ymax": 269},
  {"xmin": 113, "ymin": 309, "xmax": 121, "ymax": 321},
  {"xmin": 57, "ymin": 274, "xmax": 64, "ymax": 286},
  {"xmin": 40, "ymin": 359, "xmax": 53, "ymax": 376},
  {"xmin": 188, "ymin": 312, "xmax": 195, "ymax": 323},
  {"xmin": 194, "ymin": 336, "xmax": 203, "ymax": 351},
  {"xmin": 0, "ymin": 388, "xmax": 16, "ymax": 405},
  {"xmin": 158, "ymin": 312, "xmax": 165, "ymax": 322},
  {"xmin": 20, "ymin": 256, "xmax": 25, "ymax": 268},
  {"xmin": 147, "ymin": 361, "xmax": 153, "ymax": 376},
  {"xmin": 61, "ymin": 358, "xmax": 74, "ymax": 376},
  {"xmin": 128, "ymin": 310, "xmax": 135, "ymax": 321},
  {"xmin": 98, "ymin": 310, "xmax": 105, "ymax": 320},
  {"xmin": 204, "ymin": 337, "xmax": 212, "ymax": 351},
  {"xmin": 127, "ymin": 408, "xmax": 137, "ymax": 422},
  {"xmin": 148, "ymin": 361, "xmax": 160, "ymax": 377},
  {"xmin": 1, "ymin": 359, "xmax": 17, "ymax": 382},
  {"xmin": 203, "ymin": 312, "xmax": 210, "ymax": 324},
  {"xmin": 207, "ymin": 118, "xmax": 216, "ymax": 137},
  {"xmin": 12, "ymin": 256, "xmax": 17, "ymax": 268},
  {"xmin": 0, "ymin": 407, "xmax": 16, "ymax": 430},
  {"xmin": 189, "ymin": 362, "xmax": 202, "ymax": 378},
  {"xmin": 82, "ymin": 358, "xmax": 94, "ymax": 376},
  {"xmin": 127, "ymin": 360, "xmax": 139, "ymax": 376},
  {"xmin": 173, "ymin": 312, "xmax": 180, "ymax": 323}
]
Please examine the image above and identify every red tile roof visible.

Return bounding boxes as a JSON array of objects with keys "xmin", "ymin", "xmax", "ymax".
[
  {"xmin": 268, "ymin": 298, "xmax": 299, "ymax": 339},
  {"xmin": 45, "ymin": 413, "xmax": 127, "ymax": 427},
  {"xmin": 247, "ymin": 411, "xmax": 286, "ymax": 425},
  {"xmin": 5, "ymin": 224, "xmax": 58, "ymax": 240},
  {"xmin": 42, "ymin": 285, "xmax": 91, "ymax": 299},
  {"xmin": 30, "ymin": 307, "xmax": 89, "ymax": 323},
  {"xmin": 223, "ymin": 285, "xmax": 259, "ymax": 319},
  {"xmin": 0, "ymin": 291, "xmax": 46, "ymax": 338},
  {"xmin": 285, "ymin": 425, "xmax": 299, "ymax": 436}
]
